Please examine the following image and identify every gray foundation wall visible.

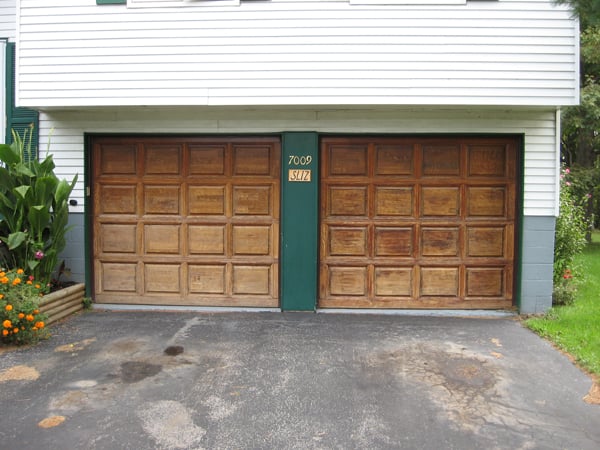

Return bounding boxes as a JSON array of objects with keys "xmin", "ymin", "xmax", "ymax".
[
  {"xmin": 59, "ymin": 212, "xmax": 86, "ymax": 284},
  {"xmin": 519, "ymin": 216, "xmax": 556, "ymax": 314},
  {"xmin": 60, "ymin": 212, "xmax": 557, "ymax": 313}
]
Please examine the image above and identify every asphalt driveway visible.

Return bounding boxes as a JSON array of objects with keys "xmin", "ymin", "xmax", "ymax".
[{"xmin": 0, "ymin": 310, "xmax": 599, "ymax": 449}]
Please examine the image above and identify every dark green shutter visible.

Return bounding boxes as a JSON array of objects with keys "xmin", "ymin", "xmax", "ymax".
[
  {"xmin": 5, "ymin": 42, "xmax": 39, "ymax": 162},
  {"xmin": 96, "ymin": 0, "xmax": 126, "ymax": 4}
]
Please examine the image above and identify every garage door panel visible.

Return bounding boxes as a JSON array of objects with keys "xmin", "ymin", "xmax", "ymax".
[
  {"xmin": 144, "ymin": 185, "xmax": 180, "ymax": 215},
  {"xmin": 421, "ymin": 227, "xmax": 460, "ymax": 257},
  {"xmin": 144, "ymin": 224, "xmax": 181, "ymax": 254},
  {"xmin": 320, "ymin": 136, "xmax": 517, "ymax": 309},
  {"xmin": 100, "ymin": 224, "xmax": 137, "ymax": 254},
  {"xmin": 329, "ymin": 187, "xmax": 368, "ymax": 216},
  {"xmin": 374, "ymin": 267, "xmax": 413, "ymax": 296},
  {"xmin": 467, "ymin": 187, "xmax": 507, "ymax": 217},
  {"xmin": 188, "ymin": 225, "xmax": 225, "ymax": 255},
  {"xmin": 422, "ymin": 145, "xmax": 461, "ymax": 176},
  {"xmin": 93, "ymin": 137, "xmax": 280, "ymax": 306},
  {"xmin": 99, "ymin": 185, "xmax": 137, "ymax": 215},
  {"xmin": 188, "ymin": 186, "xmax": 226, "ymax": 215},
  {"xmin": 99, "ymin": 144, "xmax": 137, "ymax": 175},
  {"xmin": 375, "ymin": 187, "xmax": 414, "ymax": 217},
  {"xmin": 375, "ymin": 227, "xmax": 413, "ymax": 257},
  {"xmin": 145, "ymin": 145, "xmax": 182, "ymax": 175},
  {"xmin": 421, "ymin": 187, "xmax": 460, "ymax": 216},
  {"xmin": 467, "ymin": 145, "xmax": 507, "ymax": 177}
]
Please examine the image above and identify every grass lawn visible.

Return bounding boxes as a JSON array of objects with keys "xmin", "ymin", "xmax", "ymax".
[{"xmin": 526, "ymin": 232, "xmax": 600, "ymax": 376}]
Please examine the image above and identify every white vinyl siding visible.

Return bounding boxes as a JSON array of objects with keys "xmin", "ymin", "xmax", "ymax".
[
  {"xmin": 0, "ymin": 0, "xmax": 15, "ymax": 40},
  {"xmin": 39, "ymin": 106, "xmax": 558, "ymax": 216},
  {"xmin": 17, "ymin": 0, "xmax": 578, "ymax": 108}
]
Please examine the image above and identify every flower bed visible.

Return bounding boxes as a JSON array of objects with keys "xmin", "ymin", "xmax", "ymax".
[{"xmin": 39, "ymin": 283, "xmax": 85, "ymax": 326}]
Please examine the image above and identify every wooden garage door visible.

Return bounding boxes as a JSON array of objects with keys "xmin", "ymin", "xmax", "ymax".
[
  {"xmin": 92, "ymin": 136, "xmax": 280, "ymax": 307},
  {"xmin": 320, "ymin": 136, "xmax": 518, "ymax": 309}
]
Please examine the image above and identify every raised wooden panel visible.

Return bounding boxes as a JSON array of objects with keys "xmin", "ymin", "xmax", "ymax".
[
  {"xmin": 421, "ymin": 227, "xmax": 459, "ymax": 257},
  {"xmin": 375, "ymin": 187, "xmax": 413, "ymax": 217},
  {"xmin": 101, "ymin": 263, "xmax": 137, "ymax": 292},
  {"xmin": 100, "ymin": 224, "xmax": 136, "ymax": 253},
  {"xmin": 467, "ymin": 227, "xmax": 505, "ymax": 257},
  {"xmin": 329, "ymin": 227, "xmax": 367, "ymax": 256},
  {"xmin": 329, "ymin": 187, "xmax": 367, "ymax": 216},
  {"xmin": 145, "ymin": 264, "xmax": 180, "ymax": 293},
  {"xmin": 189, "ymin": 265, "xmax": 226, "ymax": 294},
  {"xmin": 145, "ymin": 225, "xmax": 180, "ymax": 254},
  {"xmin": 329, "ymin": 267, "xmax": 367, "ymax": 296},
  {"xmin": 100, "ymin": 185, "xmax": 136, "ymax": 214},
  {"xmin": 375, "ymin": 268, "xmax": 412, "ymax": 296},
  {"xmin": 93, "ymin": 136, "xmax": 280, "ymax": 306},
  {"xmin": 422, "ymin": 187, "xmax": 459, "ymax": 216},
  {"xmin": 188, "ymin": 186, "xmax": 225, "ymax": 215},
  {"xmin": 233, "ymin": 226, "xmax": 271, "ymax": 255},
  {"xmin": 320, "ymin": 136, "xmax": 517, "ymax": 309},
  {"xmin": 233, "ymin": 266, "xmax": 271, "ymax": 295},
  {"xmin": 329, "ymin": 145, "xmax": 368, "ymax": 176},
  {"xmin": 467, "ymin": 187, "xmax": 506, "ymax": 217},
  {"xmin": 422, "ymin": 145, "xmax": 460, "ymax": 176},
  {"xmin": 189, "ymin": 145, "xmax": 226, "ymax": 175},
  {"xmin": 233, "ymin": 146, "xmax": 271, "ymax": 175},
  {"xmin": 468, "ymin": 145, "xmax": 506, "ymax": 177},
  {"xmin": 466, "ymin": 268, "xmax": 504, "ymax": 297},
  {"xmin": 99, "ymin": 145, "xmax": 136, "ymax": 175},
  {"xmin": 145, "ymin": 145, "xmax": 181, "ymax": 175},
  {"xmin": 420, "ymin": 267, "xmax": 459, "ymax": 296},
  {"xmin": 375, "ymin": 227, "xmax": 413, "ymax": 256},
  {"xmin": 144, "ymin": 185, "xmax": 180, "ymax": 215},
  {"xmin": 188, "ymin": 225, "xmax": 225, "ymax": 255},
  {"xmin": 233, "ymin": 186, "xmax": 271, "ymax": 215},
  {"xmin": 375, "ymin": 145, "xmax": 414, "ymax": 175}
]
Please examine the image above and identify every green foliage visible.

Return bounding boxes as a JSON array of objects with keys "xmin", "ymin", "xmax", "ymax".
[
  {"xmin": 555, "ymin": 0, "xmax": 600, "ymax": 28},
  {"xmin": 0, "ymin": 268, "xmax": 48, "ymax": 345},
  {"xmin": 526, "ymin": 232, "xmax": 600, "ymax": 376},
  {"xmin": 553, "ymin": 167, "xmax": 589, "ymax": 304},
  {"xmin": 0, "ymin": 127, "xmax": 77, "ymax": 284}
]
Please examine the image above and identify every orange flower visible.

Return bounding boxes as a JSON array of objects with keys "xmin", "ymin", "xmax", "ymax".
[
  {"xmin": 35, "ymin": 284, "xmax": 41, "ymax": 289},
  {"xmin": 32, "ymin": 327, "xmax": 38, "ymax": 331},
  {"xmin": 0, "ymin": 271, "xmax": 5, "ymax": 277},
  {"xmin": 33, "ymin": 309, "xmax": 39, "ymax": 314},
  {"xmin": 25, "ymin": 314, "xmax": 34, "ymax": 322},
  {"xmin": 35, "ymin": 321, "xmax": 45, "ymax": 329},
  {"xmin": 2, "ymin": 329, "xmax": 8, "ymax": 336},
  {"xmin": 5, "ymin": 304, "xmax": 12, "ymax": 311},
  {"xmin": 2, "ymin": 319, "xmax": 11, "ymax": 328},
  {"xmin": 26, "ymin": 280, "xmax": 33, "ymax": 285},
  {"xmin": 0, "ymin": 294, "xmax": 4, "ymax": 299},
  {"xmin": 16, "ymin": 268, "xmax": 24, "ymax": 274},
  {"xmin": 18, "ymin": 313, "xmax": 24, "ymax": 319},
  {"xmin": 13, "ymin": 328, "xmax": 18, "ymax": 334},
  {"xmin": 1, "ymin": 277, "xmax": 8, "ymax": 284},
  {"xmin": 12, "ymin": 278, "xmax": 21, "ymax": 286}
]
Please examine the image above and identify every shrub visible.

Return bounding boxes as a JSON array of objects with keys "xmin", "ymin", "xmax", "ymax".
[
  {"xmin": 0, "ymin": 268, "xmax": 48, "ymax": 345},
  {"xmin": 0, "ymin": 127, "xmax": 77, "ymax": 285},
  {"xmin": 553, "ymin": 167, "xmax": 589, "ymax": 305}
]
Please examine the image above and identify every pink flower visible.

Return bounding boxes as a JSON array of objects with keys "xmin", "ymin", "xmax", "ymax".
[
  {"xmin": 565, "ymin": 168, "xmax": 570, "ymax": 174},
  {"xmin": 34, "ymin": 250, "xmax": 44, "ymax": 260},
  {"xmin": 566, "ymin": 181, "xmax": 572, "ymax": 186}
]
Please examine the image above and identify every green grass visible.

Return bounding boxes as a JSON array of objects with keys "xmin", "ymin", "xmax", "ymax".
[{"xmin": 526, "ymin": 232, "xmax": 600, "ymax": 376}]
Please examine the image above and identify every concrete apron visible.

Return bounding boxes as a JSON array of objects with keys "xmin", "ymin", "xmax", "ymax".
[{"xmin": 0, "ymin": 311, "xmax": 598, "ymax": 449}]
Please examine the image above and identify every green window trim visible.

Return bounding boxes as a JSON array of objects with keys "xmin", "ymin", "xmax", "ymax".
[
  {"xmin": 97, "ymin": 0, "xmax": 126, "ymax": 4},
  {"xmin": 5, "ymin": 42, "xmax": 39, "ymax": 162}
]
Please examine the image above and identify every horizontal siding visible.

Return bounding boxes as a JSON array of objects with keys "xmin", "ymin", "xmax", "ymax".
[
  {"xmin": 0, "ymin": 0, "xmax": 15, "ymax": 40},
  {"xmin": 17, "ymin": 0, "xmax": 578, "ymax": 107},
  {"xmin": 39, "ymin": 106, "xmax": 558, "ymax": 216}
]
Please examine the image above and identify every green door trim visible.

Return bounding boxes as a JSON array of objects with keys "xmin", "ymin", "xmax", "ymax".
[{"xmin": 280, "ymin": 132, "xmax": 319, "ymax": 311}]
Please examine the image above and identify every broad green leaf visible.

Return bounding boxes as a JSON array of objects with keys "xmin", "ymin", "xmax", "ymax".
[
  {"xmin": 33, "ymin": 176, "xmax": 58, "ymax": 207},
  {"xmin": 0, "ymin": 144, "xmax": 20, "ymax": 165},
  {"xmin": 14, "ymin": 163, "xmax": 35, "ymax": 178},
  {"xmin": 27, "ymin": 260, "xmax": 40, "ymax": 271},
  {"xmin": 28, "ymin": 205, "xmax": 51, "ymax": 238},
  {"xmin": 7, "ymin": 231, "xmax": 27, "ymax": 250},
  {"xmin": 13, "ymin": 185, "xmax": 31, "ymax": 200}
]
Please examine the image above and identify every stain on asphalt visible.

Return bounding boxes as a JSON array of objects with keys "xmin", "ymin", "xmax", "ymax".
[
  {"xmin": 120, "ymin": 361, "xmax": 162, "ymax": 383},
  {"xmin": 164, "ymin": 345, "xmax": 184, "ymax": 356}
]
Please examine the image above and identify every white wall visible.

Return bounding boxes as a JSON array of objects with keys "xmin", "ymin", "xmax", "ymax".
[
  {"xmin": 17, "ymin": 0, "xmax": 578, "ymax": 108},
  {"xmin": 39, "ymin": 106, "xmax": 558, "ymax": 216},
  {"xmin": 0, "ymin": 0, "xmax": 15, "ymax": 41}
]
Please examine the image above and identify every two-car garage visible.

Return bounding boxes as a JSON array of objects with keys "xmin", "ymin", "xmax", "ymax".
[{"xmin": 92, "ymin": 135, "xmax": 518, "ymax": 310}]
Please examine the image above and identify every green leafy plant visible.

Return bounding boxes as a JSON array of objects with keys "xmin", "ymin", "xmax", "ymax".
[
  {"xmin": 553, "ymin": 167, "xmax": 589, "ymax": 305},
  {"xmin": 0, "ymin": 127, "xmax": 77, "ymax": 285},
  {"xmin": 0, "ymin": 268, "xmax": 48, "ymax": 345}
]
